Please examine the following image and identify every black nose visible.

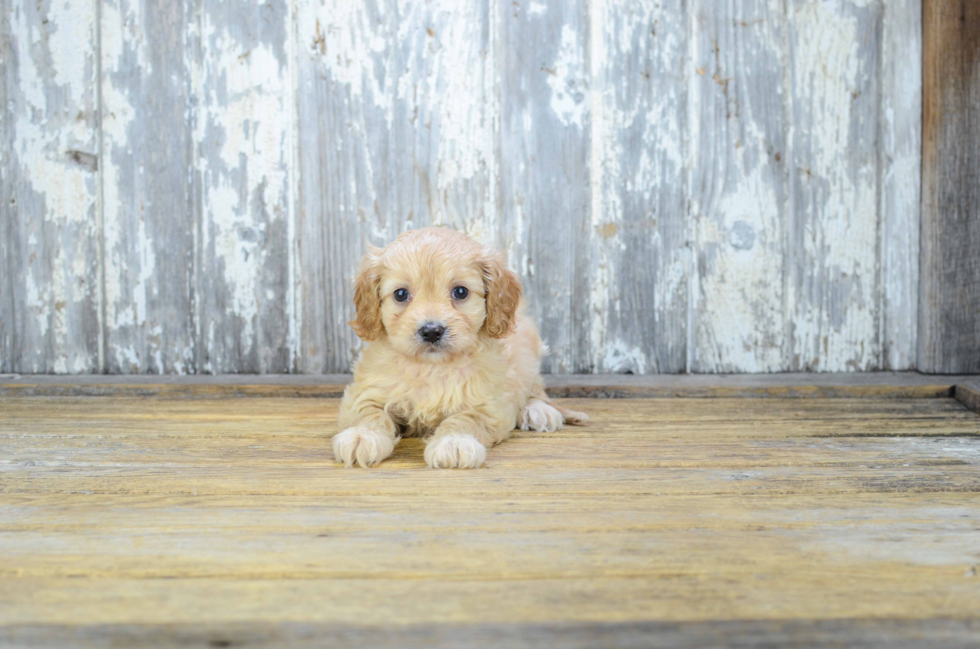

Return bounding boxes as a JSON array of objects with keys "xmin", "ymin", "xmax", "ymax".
[{"xmin": 418, "ymin": 322, "xmax": 445, "ymax": 343}]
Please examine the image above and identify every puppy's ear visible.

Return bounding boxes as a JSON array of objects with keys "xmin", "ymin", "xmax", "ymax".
[
  {"xmin": 482, "ymin": 250, "xmax": 522, "ymax": 338},
  {"xmin": 349, "ymin": 248, "xmax": 384, "ymax": 341}
]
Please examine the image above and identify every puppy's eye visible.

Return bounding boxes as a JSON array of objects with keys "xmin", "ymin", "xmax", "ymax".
[
  {"xmin": 452, "ymin": 286, "xmax": 469, "ymax": 300},
  {"xmin": 393, "ymin": 288, "xmax": 410, "ymax": 302}
]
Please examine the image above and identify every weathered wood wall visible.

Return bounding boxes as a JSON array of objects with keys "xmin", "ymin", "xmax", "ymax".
[
  {"xmin": 919, "ymin": 0, "xmax": 980, "ymax": 374},
  {"xmin": 1, "ymin": 0, "xmax": 923, "ymax": 374}
]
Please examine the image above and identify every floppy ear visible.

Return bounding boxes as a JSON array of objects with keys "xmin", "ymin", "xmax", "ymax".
[
  {"xmin": 349, "ymin": 249, "xmax": 384, "ymax": 341},
  {"xmin": 482, "ymin": 250, "xmax": 522, "ymax": 338}
]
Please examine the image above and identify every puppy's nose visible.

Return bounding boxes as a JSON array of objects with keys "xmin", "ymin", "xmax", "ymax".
[{"xmin": 418, "ymin": 322, "xmax": 446, "ymax": 343}]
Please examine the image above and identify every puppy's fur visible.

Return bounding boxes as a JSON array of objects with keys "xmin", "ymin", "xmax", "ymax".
[{"xmin": 334, "ymin": 228, "xmax": 587, "ymax": 469}]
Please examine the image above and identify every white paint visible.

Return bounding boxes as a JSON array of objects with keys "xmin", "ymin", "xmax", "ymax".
[
  {"xmin": 695, "ymin": 162, "xmax": 784, "ymax": 371},
  {"xmin": 6, "ymin": 0, "xmax": 925, "ymax": 374},
  {"xmin": 689, "ymin": 2, "xmax": 787, "ymax": 373},
  {"xmin": 790, "ymin": 1, "xmax": 879, "ymax": 371},
  {"xmin": 196, "ymin": 13, "xmax": 291, "ymax": 359},
  {"xmin": 879, "ymin": 0, "xmax": 921, "ymax": 370},
  {"xmin": 528, "ymin": 2, "xmax": 547, "ymax": 16},
  {"xmin": 548, "ymin": 24, "xmax": 588, "ymax": 128},
  {"xmin": 314, "ymin": 1, "xmax": 393, "ymax": 119},
  {"xmin": 11, "ymin": 0, "xmax": 99, "ymax": 373},
  {"xmin": 588, "ymin": 0, "xmax": 611, "ymax": 370},
  {"xmin": 286, "ymin": 0, "xmax": 301, "ymax": 372},
  {"xmin": 601, "ymin": 341, "xmax": 649, "ymax": 374},
  {"xmin": 100, "ymin": 0, "xmax": 158, "ymax": 372}
]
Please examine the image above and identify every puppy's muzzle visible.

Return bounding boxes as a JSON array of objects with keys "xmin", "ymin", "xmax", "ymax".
[{"xmin": 418, "ymin": 322, "xmax": 446, "ymax": 343}]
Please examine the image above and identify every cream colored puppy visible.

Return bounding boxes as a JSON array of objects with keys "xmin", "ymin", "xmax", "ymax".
[{"xmin": 334, "ymin": 227, "xmax": 587, "ymax": 469}]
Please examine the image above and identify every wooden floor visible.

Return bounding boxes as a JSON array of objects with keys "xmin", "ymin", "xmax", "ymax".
[{"xmin": 2, "ymin": 384, "xmax": 980, "ymax": 646}]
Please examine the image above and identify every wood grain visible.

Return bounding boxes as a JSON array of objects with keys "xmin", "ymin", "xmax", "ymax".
[
  {"xmin": 919, "ymin": 0, "xmax": 980, "ymax": 373},
  {"xmin": 955, "ymin": 380, "xmax": 980, "ymax": 415},
  {"xmin": 879, "ymin": 0, "xmax": 921, "ymax": 371},
  {"xmin": 690, "ymin": 0, "xmax": 787, "ymax": 372},
  {"xmin": 195, "ymin": 0, "xmax": 294, "ymax": 373},
  {"xmin": 1, "ymin": 0, "xmax": 102, "ymax": 373},
  {"xmin": 2, "ymin": 0, "xmax": 931, "ymax": 375},
  {"xmin": 588, "ymin": 0, "xmax": 688, "ymax": 373},
  {"xmin": 498, "ymin": 0, "xmax": 590, "ymax": 373},
  {"xmin": 295, "ymin": 0, "xmax": 496, "ymax": 373},
  {"xmin": 0, "ymin": 394, "xmax": 978, "ymax": 641},
  {"xmin": 4, "ymin": 619, "xmax": 980, "ymax": 649},
  {"xmin": 1, "ymin": 371, "xmax": 976, "ymax": 399},
  {"xmin": 99, "ymin": 0, "xmax": 197, "ymax": 373},
  {"xmin": 787, "ymin": 0, "xmax": 883, "ymax": 372}
]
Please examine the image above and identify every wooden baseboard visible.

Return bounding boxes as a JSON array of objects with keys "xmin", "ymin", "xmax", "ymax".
[
  {"xmin": 954, "ymin": 381, "xmax": 980, "ymax": 414},
  {"xmin": 1, "ymin": 372, "xmax": 979, "ymax": 403}
]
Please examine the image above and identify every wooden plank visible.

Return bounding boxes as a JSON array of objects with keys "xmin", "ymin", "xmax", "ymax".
[
  {"xmin": 2, "ymin": 397, "xmax": 977, "ymax": 441},
  {"xmin": 955, "ymin": 380, "xmax": 980, "ymax": 415},
  {"xmin": 99, "ymin": 0, "xmax": 196, "ymax": 373},
  {"xmin": 193, "ymin": 0, "xmax": 294, "ymax": 373},
  {"xmin": 498, "ymin": 0, "xmax": 590, "ymax": 372},
  {"xmin": 295, "ymin": 0, "xmax": 495, "ymax": 373},
  {"xmin": 918, "ymin": 0, "xmax": 980, "ymax": 373},
  {"xmin": 2, "ymin": 398, "xmax": 978, "ymax": 498},
  {"xmin": 2, "ymin": 575, "xmax": 978, "ymax": 628},
  {"xmin": 2, "ymin": 371, "xmax": 971, "ymax": 398},
  {"xmin": 2, "ymin": 491, "xmax": 980, "ymax": 581},
  {"xmin": 587, "ymin": 0, "xmax": 688, "ymax": 373},
  {"xmin": 879, "ymin": 0, "xmax": 921, "ymax": 370},
  {"xmin": 4, "ymin": 492, "xmax": 978, "ymax": 533},
  {"xmin": 1, "ymin": 396, "xmax": 978, "ymax": 639},
  {"xmin": 4, "ymin": 619, "xmax": 980, "ymax": 649},
  {"xmin": 6, "ymin": 431, "xmax": 980, "ymax": 472},
  {"xmin": 0, "ymin": 0, "xmax": 12, "ymax": 373},
  {"xmin": 0, "ymin": 0, "xmax": 102, "ymax": 373},
  {"xmin": 6, "ymin": 459, "xmax": 978, "ymax": 497},
  {"xmin": 690, "ymin": 0, "xmax": 788, "ymax": 372},
  {"xmin": 787, "ymin": 0, "xmax": 883, "ymax": 371}
]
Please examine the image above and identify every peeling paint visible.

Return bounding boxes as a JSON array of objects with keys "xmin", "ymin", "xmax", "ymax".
[
  {"xmin": 3, "ymin": 0, "xmax": 923, "ymax": 375},
  {"xmin": 547, "ymin": 24, "xmax": 588, "ymax": 127}
]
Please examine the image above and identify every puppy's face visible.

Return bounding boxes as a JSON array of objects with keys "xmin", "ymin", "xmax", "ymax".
[{"xmin": 349, "ymin": 228, "xmax": 521, "ymax": 362}]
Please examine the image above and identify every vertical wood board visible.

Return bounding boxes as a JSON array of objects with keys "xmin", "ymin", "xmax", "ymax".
[
  {"xmin": 879, "ymin": 0, "xmax": 921, "ymax": 371},
  {"xmin": 588, "ymin": 0, "xmax": 688, "ymax": 374},
  {"xmin": 295, "ymin": 0, "xmax": 495, "ymax": 373},
  {"xmin": 498, "ymin": 0, "xmax": 591, "ymax": 373},
  {"xmin": 919, "ymin": 0, "xmax": 980, "ymax": 374},
  {"xmin": 1, "ymin": 0, "xmax": 102, "ymax": 374},
  {"xmin": 194, "ymin": 0, "xmax": 293, "ymax": 373},
  {"xmin": 100, "ymin": 0, "xmax": 197, "ymax": 373},
  {"xmin": 786, "ymin": 0, "xmax": 883, "ymax": 372},
  {"xmin": 689, "ymin": 0, "xmax": 788, "ymax": 373}
]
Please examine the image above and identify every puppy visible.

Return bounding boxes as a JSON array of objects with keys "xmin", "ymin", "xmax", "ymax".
[{"xmin": 334, "ymin": 227, "xmax": 587, "ymax": 469}]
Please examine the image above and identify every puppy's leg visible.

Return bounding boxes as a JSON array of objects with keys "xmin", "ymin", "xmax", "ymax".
[
  {"xmin": 552, "ymin": 402, "xmax": 589, "ymax": 426},
  {"xmin": 333, "ymin": 408, "xmax": 399, "ymax": 468},
  {"xmin": 424, "ymin": 412, "xmax": 493, "ymax": 469},
  {"xmin": 519, "ymin": 397, "xmax": 564, "ymax": 432}
]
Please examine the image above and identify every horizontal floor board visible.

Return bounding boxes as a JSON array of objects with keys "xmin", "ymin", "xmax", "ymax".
[
  {"xmin": 3, "ymin": 435, "xmax": 979, "ymax": 469},
  {"xmin": 1, "ymin": 390, "xmax": 978, "ymax": 638},
  {"xmin": 1, "ymin": 399, "xmax": 976, "ymax": 440},
  {"xmin": 3, "ymin": 576, "xmax": 980, "ymax": 627},
  {"xmin": 5, "ymin": 619, "xmax": 980, "ymax": 649},
  {"xmin": 3, "ymin": 463, "xmax": 979, "ymax": 497},
  {"xmin": 2, "ymin": 372, "xmax": 978, "ymax": 400}
]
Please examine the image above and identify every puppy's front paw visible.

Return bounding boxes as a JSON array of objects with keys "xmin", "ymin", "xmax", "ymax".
[
  {"xmin": 332, "ymin": 426, "xmax": 395, "ymax": 468},
  {"xmin": 424, "ymin": 433, "xmax": 487, "ymax": 469},
  {"xmin": 519, "ymin": 399, "xmax": 564, "ymax": 432}
]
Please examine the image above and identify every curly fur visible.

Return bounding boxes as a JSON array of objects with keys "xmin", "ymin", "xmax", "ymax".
[{"xmin": 334, "ymin": 227, "xmax": 587, "ymax": 469}]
